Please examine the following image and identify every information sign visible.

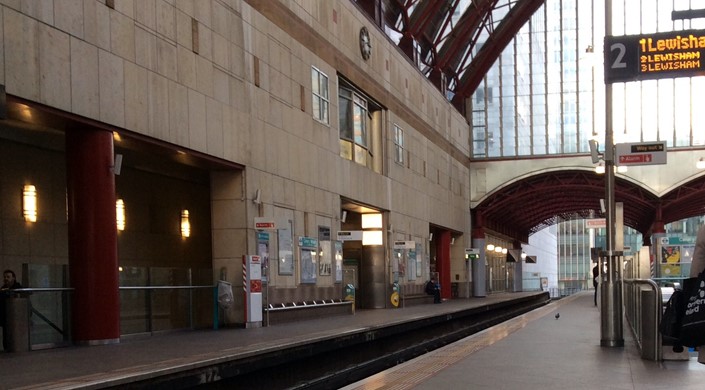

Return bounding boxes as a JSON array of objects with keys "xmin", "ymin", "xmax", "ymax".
[
  {"xmin": 615, "ymin": 141, "xmax": 667, "ymax": 166},
  {"xmin": 605, "ymin": 29, "xmax": 705, "ymax": 83}
]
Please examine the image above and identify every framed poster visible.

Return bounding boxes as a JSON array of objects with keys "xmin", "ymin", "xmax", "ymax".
[
  {"xmin": 278, "ymin": 220, "xmax": 294, "ymax": 275},
  {"xmin": 257, "ymin": 232, "xmax": 270, "ymax": 282},
  {"xmin": 318, "ymin": 226, "xmax": 332, "ymax": 276},
  {"xmin": 299, "ymin": 236, "xmax": 318, "ymax": 284},
  {"xmin": 334, "ymin": 241, "xmax": 343, "ymax": 282}
]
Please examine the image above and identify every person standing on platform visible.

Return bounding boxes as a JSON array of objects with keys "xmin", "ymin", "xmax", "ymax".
[
  {"xmin": 1, "ymin": 269, "xmax": 24, "ymax": 351},
  {"xmin": 689, "ymin": 225, "xmax": 705, "ymax": 364},
  {"xmin": 592, "ymin": 263, "xmax": 599, "ymax": 306}
]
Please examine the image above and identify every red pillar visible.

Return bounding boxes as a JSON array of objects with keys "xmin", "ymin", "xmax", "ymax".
[
  {"xmin": 66, "ymin": 128, "xmax": 120, "ymax": 344},
  {"xmin": 438, "ymin": 230, "xmax": 452, "ymax": 300}
]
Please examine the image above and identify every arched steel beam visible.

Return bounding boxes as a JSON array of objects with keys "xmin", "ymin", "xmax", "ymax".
[
  {"xmin": 474, "ymin": 170, "xmax": 660, "ymax": 243},
  {"xmin": 451, "ymin": 0, "xmax": 544, "ymax": 109}
]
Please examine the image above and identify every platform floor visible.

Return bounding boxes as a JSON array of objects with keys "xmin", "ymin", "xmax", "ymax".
[
  {"xmin": 3, "ymin": 291, "xmax": 704, "ymax": 389},
  {"xmin": 0, "ymin": 291, "xmax": 539, "ymax": 389},
  {"xmin": 343, "ymin": 291, "xmax": 705, "ymax": 390}
]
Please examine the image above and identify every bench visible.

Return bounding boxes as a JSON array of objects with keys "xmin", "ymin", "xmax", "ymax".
[
  {"xmin": 263, "ymin": 299, "xmax": 354, "ymax": 325},
  {"xmin": 400, "ymin": 283, "xmax": 435, "ymax": 306}
]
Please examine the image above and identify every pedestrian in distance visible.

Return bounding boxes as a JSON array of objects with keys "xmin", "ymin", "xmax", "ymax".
[
  {"xmin": 689, "ymin": 225, "xmax": 705, "ymax": 364},
  {"xmin": 426, "ymin": 277, "xmax": 441, "ymax": 304},
  {"xmin": 1, "ymin": 269, "xmax": 24, "ymax": 351},
  {"xmin": 592, "ymin": 263, "xmax": 599, "ymax": 306}
]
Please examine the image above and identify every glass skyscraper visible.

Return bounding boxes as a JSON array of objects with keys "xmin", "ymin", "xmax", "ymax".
[
  {"xmin": 472, "ymin": 0, "xmax": 705, "ymax": 159},
  {"xmin": 472, "ymin": 0, "xmax": 705, "ymax": 289}
]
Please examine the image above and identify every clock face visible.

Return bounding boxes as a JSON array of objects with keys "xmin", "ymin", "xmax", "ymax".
[{"xmin": 359, "ymin": 27, "xmax": 371, "ymax": 60}]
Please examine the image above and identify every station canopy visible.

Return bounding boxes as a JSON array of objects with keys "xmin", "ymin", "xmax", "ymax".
[{"xmin": 356, "ymin": 0, "xmax": 543, "ymax": 111}]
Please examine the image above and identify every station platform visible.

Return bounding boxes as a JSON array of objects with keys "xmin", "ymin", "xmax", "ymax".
[
  {"xmin": 343, "ymin": 291, "xmax": 705, "ymax": 390},
  {"xmin": 3, "ymin": 291, "xmax": 703, "ymax": 389}
]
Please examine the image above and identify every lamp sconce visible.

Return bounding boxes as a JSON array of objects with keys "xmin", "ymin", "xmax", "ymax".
[
  {"xmin": 116, "ymin": 199, "xmax": 126, "ymax": 231},
  {"xmin": 494, "ymin": 246, "xmax": 503, "ymax": 253},
  {"xmin": 521, "ymin": 252, "xmax": 527, "ymax": 260},
  {"xmin": 697, "ymin": 157, "xmax": 705, "ymax": 169},
  {"xmin": 181, "ymin": 209, "xmax": 191, "ymax": 238},
  {"xmin": 486, "ymin": 244, "xmax": 495, "ymax": 251},
  {"xmin": 23, "ymin": 185, "xmax": 37, "ymax": 222}
]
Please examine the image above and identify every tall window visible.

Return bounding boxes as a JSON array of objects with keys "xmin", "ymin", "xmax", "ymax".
[
  {"xmin": 312, "ymin": 67, "xmax": 329, "ymax": 124},
  {"xmin": 393, "ymin": 124, "xmax": 404, "ymax": 165},
  {"xmin": 339, "ymin": 86, "xmax": 369, "ymax": 166}
]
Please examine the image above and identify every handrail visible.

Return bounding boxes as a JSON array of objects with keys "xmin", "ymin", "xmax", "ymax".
[
  {"xmin": 119, "ymin": 285, "xmax": 214, "ymax": 290},
  {"xmin": 623, "ymin": 278, "xmax": 661, "ymax": 361}
]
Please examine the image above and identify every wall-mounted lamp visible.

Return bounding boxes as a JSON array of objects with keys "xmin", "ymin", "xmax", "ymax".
[
  {"xmin": 521, "ymin": 252, "xmax": 527, "ymax": 260},
  {"xmin": 697, "ymin": 157, "xmax": 705, "ymax": 169},
  {"xmin": 116, "ymin": 199, "xmax": 126, "ymax": 231},
  {"xmin": 494, "ymin": 246, "xmax": 503, "ymax": 253},
  {"xmin": 181, "ymin": 209, "xmax": 191, "ymax": 238},
  {"xmin": 502, "ymin": 248, "xmax": 508, "ymax": 254},
  {"xmin": 486, "ymin": 244, "xmax": 495, "ymax": 251},
  {"xmin": 23, "ymin": 185, "xmax": 37, "ymax": 222},
  {"xmin": 361, "ymin": 213, "xmax": 383, "ymax": 229}
]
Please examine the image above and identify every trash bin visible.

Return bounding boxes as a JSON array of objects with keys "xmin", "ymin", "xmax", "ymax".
[{"xmin": 5, "ymin": 297, "xmax": 30, "ymax": 352}]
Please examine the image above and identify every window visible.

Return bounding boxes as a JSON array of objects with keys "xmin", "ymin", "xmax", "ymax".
[
  {"xmin": 312, "ymin": 67, "xmax": 329, "ymax": 124},
  {"xmin": 393, "ymin": 124, "xmax": 404, "ymax": 165},
  {"xmin": 338, "ymin": 76, "xmax": 384, "ymax": 173},
  {"xmin": 339, "ymin": 86, "xmax": 369, "ymax": 165}
]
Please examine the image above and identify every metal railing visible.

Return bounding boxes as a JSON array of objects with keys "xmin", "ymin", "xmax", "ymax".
[
  {"xmin": 623, "ymin": 278, "xmax": 661, "ymax": 361},
  {"xmin": 6, "ymin": 287, "xmax": 74, "ymax": 350},
  {"xmin": 8, "ymin": 284, "xmax": 215, "ymax": 350},
  {"xmin": 119, "ymin": 285, "xmax": 214, "ymax": 335}
]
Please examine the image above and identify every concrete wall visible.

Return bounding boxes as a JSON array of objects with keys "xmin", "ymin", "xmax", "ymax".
[{"xmin": 0, "ymin": 1, "xmax": 472, "ymax": 323}]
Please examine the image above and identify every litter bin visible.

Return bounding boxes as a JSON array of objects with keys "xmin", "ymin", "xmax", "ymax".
[{"xmin": 5, "ymin": 297, "xmax": 30, "ymax": 352}]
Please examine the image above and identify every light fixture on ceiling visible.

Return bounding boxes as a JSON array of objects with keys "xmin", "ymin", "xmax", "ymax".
[
  {"xmin": 362, "ymin": 230, "xmax": 383, "ymax": 246},
  {"xmin": 361, "ymin": 213, "xmax": 383, "ymax": 229},
  {"xmin": 595, "ymin": 162, "xmax": 605, "ymax": 174}
]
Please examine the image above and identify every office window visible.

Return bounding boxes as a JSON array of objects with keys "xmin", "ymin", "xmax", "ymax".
[
  {"xmin": 339, "ymin": 86, "xmax": 369, "ymax": 165},
  {"xmin": 393, "ymin": 124, "xmax": 404, "ymax": 165},
  {"xmin": 312, "ymin": 67, "xmax": 329, "ymax": 124}
]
